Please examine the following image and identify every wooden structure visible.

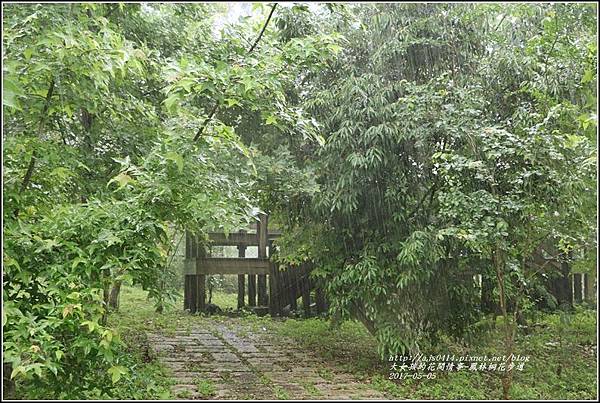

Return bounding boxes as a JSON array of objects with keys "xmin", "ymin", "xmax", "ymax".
[{"xmin": 183, "ymin": 213, "xmax": 328, "ymax": 316}]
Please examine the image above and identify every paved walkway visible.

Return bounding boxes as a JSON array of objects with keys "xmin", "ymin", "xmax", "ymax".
[{"xmin": 147, "ymin": 320, "xmax": 386, "ymax": 400}]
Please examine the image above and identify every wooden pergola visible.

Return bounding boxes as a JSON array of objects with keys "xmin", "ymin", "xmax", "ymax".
[{"xmin": 183, "ymin": 214, "xmax": 328, "ymax": 316}]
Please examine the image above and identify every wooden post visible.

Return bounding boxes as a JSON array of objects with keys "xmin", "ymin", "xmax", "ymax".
[
  {"xmin": 284, "ymin": 269, "xmax": 293, "ymax": 309},
  {"xmin": 257, "ymin": 213, "xmax": 268, "ymax": 306},
  {"xmin": 573, "ymin": 273, "xmax": 583, "ymax": 304},
  {"xmin": 269, "ymin": 261, "xmax": 280, "ymax": 316},
  {"xmin": 315, "ymin": 280, "xmax": 327, "ymax": 314},
  {"xmin": 248, "ymin": 275, "xmax": 257, "ymax": 307},
  {"xmin": 584, "ymin": 273, "xmax": 596, "ymax": 305},
  {"xmin": 184, "ymin": 231, "xmax": 189, "ymax": 310},
  {"xmin": 184, "ymin": 231, "xmax": 196, "ymax": 312},
  {"xmin": 301, "ymin": 264, "xmax": 311, "ymax": 318},
  {"xmin": 197, "ymin": 274, "xmax": 206, "ymax": 312},
  {"xmin": 185, "ymin": 231, "xmax": 191, "ymax": 259},
  {"xmin": 237, "ymin": 242, "xmax": 246, "ymax": 310},
  {"xmin": 268, "ymin": 240, "xmax": 278, "ymax": 316},
  {"xmin": 549, "ymin": 260, "xmax": 573, "ymax": 310},
  {"xmin": 279, "ymin": 268, "xmax": 288, "ymax": 310},
  {"xmin": 194, "ymin": 241, "xmax": 206, "ymax": 313},
  {"xmin": 278, "ymin": 264, "xmax": 285, "ymax": 313},
  {"xmin": 184, "ymin": 274, "xmax": 192, "ymax": 310},
  {"xmin": 289, "ymin": 266, "xmax": 298, "ymax": 311},
  {"xmin": 190, "ymin": 232, "xmax": 197, "ymax": 260},
  {"xmin": 189, "ymin": 273, "xmax": 198, "ymax": 313}
]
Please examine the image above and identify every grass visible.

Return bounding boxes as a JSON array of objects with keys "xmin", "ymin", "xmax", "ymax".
[
  {"xmin": 318, "ymin": 367, "xmax": 335, "ymax": 382},
  {"xmin": 209, "ymin": 291, "xmax": 238, "ymax": 310},
  {"xmin": 195, "ymin": 378, "xmax": 217, "ymax": 397},
  {"xmin": 110, "ymin": 285, "xmax": 598, "ymax": 400},
  {"xmin": 273, "ymin": 385, "xmax": 290, "ymax": 400},
  {"xmin": 176, "ymin": 389, "xmax": 192, "ymax": 399},
  {"xmin": 268, "ymin": 309, "xmax": 598, "ymax": 400},
  {"xmin": 299, "ymin": 380, "xmax": 323, "ymax": 397}
]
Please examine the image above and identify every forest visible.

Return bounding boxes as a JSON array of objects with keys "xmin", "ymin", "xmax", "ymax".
[{"xmin": 2, "ymin": 2, "xmax": 598, "ymax": 401}]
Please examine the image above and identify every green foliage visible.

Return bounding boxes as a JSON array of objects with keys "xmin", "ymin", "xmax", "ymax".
[
  {"xmin": 273, "ymin": 308, "xmax": 597, "ymax": 400},
  {"xmin": 2, "ymin": 2, "xmax": 340, "ymax": 397},
  {"xmin": 3, "ymin": 198, "xmax": 167, "ymax": 394},
  {"xmin": 2, "ymin": 2, "xmax": 596, "ymax": 397},
  {"xmin": 195, "ymin": 378, "xmax": 216, "ymax": 397},
  {"xmin": 268, "ymin": 2, "xmax": 597, "ymax": 358}
]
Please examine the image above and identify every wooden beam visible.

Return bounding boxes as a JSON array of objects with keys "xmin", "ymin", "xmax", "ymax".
[
  {"xmin": 207, "ymin": 231, "xmax": 281, "ymax": 246},
  {"xmin": 195, "ymin": 258, "xmax": 270, "ymax": 275},
  {"xmin": 208, "ymin": 232, "xmax": 257, "ymax": 246},
  {"xmin": 248, "ymin": 221, "xmax": 281, "ymax": 233}
]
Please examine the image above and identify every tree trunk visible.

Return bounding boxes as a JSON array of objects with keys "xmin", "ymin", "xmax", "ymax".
[
  {"xmin": 108, "ymin": 280, "xmax": 122, "ymax": 311},
  {"xmin": 3, "ymin": 362, "xmax": 15, "ymax": 398},
  {"xmin": 350, "ymin": 300, "xmax": 377, "ymax": 336},
  {"xmin": 492, "ymin": 247, "xmax": 514, "ymax": 400},
  {"xmin": 101, "ymin": 281, "xmax": 110, "ymax": 325},
  {"xmin": 481, "ymin": 273, "xmax": 498, "ymax": 314}
]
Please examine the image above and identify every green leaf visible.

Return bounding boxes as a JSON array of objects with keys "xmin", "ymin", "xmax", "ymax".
[
  {"xmin": 108, "ymin": 365, "xmax": 128, "ymax": 384},
  {"xmin": 108, "ymin": 172, "xmax": 135, "ymax": 189},
  {"xmin": 71, "ymin": 257, "xmax": 87, "ymax": 270},
  {"xmin": 2, "ymin": 77, "xmax": 24, "ymax": 109},
  {"xmin": 23, "ymin": 47, "xmax": 34, "ymax": 60},
  {"xmin": 165, "ymin": 151, "xmax": 184, "ymax": 173},
  {"xmin": 163, "ymin": 93, "xmax": 181, "ymax": 114},
  {"xmin": 225, "ymin": 98, "xmax": 240, "ymax": 107},
  {"xmin": 265, "ymin": 114, "xmax": 278, "ymax": 125},
  {"xmin": 327, "ymin": 43, "xmax": 342, "ymax": 54},
  {"xmin": 81, "ymin": 320, "xmax": 97, "ymax": 332},
  {"xmin": 582, "ymin": 69, "xmax": 594, "ymax": 84},
  {"xmin": 11, "ymin": 365, "xmax": 26, "ymax": 379},
  {"xmin": 178, "ymin": 78, "xmax": 196, "ymax": 92}
]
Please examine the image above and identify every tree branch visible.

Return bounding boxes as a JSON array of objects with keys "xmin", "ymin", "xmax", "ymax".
[
  {"xmin": 248, "ymin": 3, "xmax": 278, "ymax": 54},
  {"xmin": 19, "ymin": 79, "xmax": 55, "ymax": 194},
  {"xmin": 192, "ymin": 3, "xmax": 277, "ymax": 141},
  {"xmin": 14, "ymin": 78, "xmax": 55, "ymax": 218},
  {"xmin": 192, "ymin": 3, "xmax": 278, "ymax": 142},
  {"xmin": 192, "ymin": 102, "xmax": 219, "ymax": 142},
  {"xmin": 406, "ymin": 183, "xmax": 437, "ymax": 222}
]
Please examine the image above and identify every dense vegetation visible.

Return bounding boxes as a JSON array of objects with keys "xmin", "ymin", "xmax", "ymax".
[{"xmin": 2, "ymin": 2, "xmax": 597, "ymax": 400}]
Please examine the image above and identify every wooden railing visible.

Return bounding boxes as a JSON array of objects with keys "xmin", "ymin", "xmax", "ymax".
[{"xmin": 183, "ymin": 213, "xmax": 328, "ymax": 316}]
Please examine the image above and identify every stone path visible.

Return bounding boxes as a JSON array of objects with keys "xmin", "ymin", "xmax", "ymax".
[{"xmin": 147, "ymin": 319, "xmax": 386, "ymax": 400}]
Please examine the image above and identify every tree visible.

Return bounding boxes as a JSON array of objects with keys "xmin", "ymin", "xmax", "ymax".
[{"xmin": 269, "ymin": 3, "xmax": 597, "ymax": 364}]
